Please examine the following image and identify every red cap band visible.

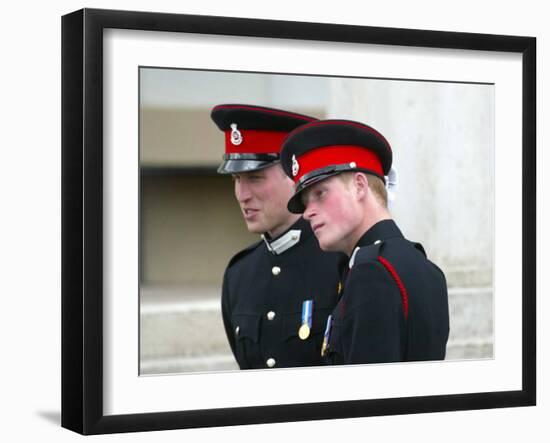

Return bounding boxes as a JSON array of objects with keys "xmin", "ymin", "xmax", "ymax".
[
  {"xmin": 224, "ymin": 130, "xmax": 287, "ymax": 154},
  {"xmin": 293, "ymin": 145, "xmax": 384, "ymax": 183}
]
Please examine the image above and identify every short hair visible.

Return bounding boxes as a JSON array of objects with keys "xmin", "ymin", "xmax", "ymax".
[{"xmin": 338, "ymin": 171, "xmax": 388, "ymax": 207}]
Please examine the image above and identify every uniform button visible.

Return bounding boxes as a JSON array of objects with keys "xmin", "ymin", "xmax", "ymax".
[
  {"xmin": 266, "ymin": 358, "xmax": 276, "ymax": 368},
  {"xmin": 266, "ymin": 311, "xmax": 276, "ymax": 321},
  {"xmin": 374, "ymin": 240, "xmax": 382, "ymax": 245},
  {"xmin": 235, "ymin": 326, "xmax": 240, "ymax": 335},
  {"xmin": 272, "ymin": 266, "xmax": 281, "ymax": 275},
  {"xmin": 291, "ymin": 234, "xmax": 298, "ymax": 240}
]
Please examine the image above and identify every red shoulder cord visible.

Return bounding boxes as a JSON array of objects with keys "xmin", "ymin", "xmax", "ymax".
[{"xmin": 377, "ymin": 256, "xmax": 409, "ymax": 320}]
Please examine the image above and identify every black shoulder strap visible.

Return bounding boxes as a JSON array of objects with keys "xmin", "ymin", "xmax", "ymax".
[
  {"xmin": 352, "ymin": 241, "xmax": 383, "ymax": 267},
  {"xmin": 227, "ymin": 239, "xmax": 262, "ymax": 268},
  {"xmin": 409, "ymin": 240, "xmax": 426, "ymax": 257}
]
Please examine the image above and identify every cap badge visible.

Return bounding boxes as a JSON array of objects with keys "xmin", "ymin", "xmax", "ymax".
[
  {"xmin": 230, "ymin": 123, "xmax": 243, "ymax": 146},
  {"xmin": 292, "ymin": 155, "xmax": 300, "ymax": 177}
]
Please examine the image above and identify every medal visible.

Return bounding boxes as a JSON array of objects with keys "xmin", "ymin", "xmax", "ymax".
[
  {"xmin": 298, "ymin": 324, "xmax": 310, "ymax": 340},
  {"xmin": 298, "ymin": 300, "xmax": 313, "ymax": 340},
  {"xmin": 321, "ymin": 315, "xmax": 333, "ymax": 357}
]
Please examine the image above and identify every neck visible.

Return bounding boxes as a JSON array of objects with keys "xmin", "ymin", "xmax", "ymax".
[
  {"xmin": 344, "ymin": 207, "xmax": 392, "ymax": 256},
  {"xmin": 267, "ymin": 213, "xmax": 301, "ymax": 239}
]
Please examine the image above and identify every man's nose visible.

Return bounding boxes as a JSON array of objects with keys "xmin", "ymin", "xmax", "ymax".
[
  {"xmin": 235, "ymin": 181, "xmax": 251, "ymax": 202},
  {"xmin": 303, "ymin": 204, "xmax": 316, "ymax": 221}
]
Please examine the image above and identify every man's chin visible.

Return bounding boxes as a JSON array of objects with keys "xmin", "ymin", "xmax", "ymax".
[
  {"xmin": 317, "ymin": 234, "xmax": 340, "ymax": 252},
  {"xmin": 244, "ymin": 220, "xmax": 265, "ymax": 235},
  {"xmin": 317, "ymin": 236, "xmax": 333, "ymax": 251}
]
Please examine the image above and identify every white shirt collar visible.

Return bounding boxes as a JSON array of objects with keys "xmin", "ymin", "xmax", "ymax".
[
  {"xmin": 261, "ymin": 229, "xmax": 302, "ymax": 255},
  {"xmin": 348, "ymin": 247, "xmax": 361, "ymax": 269}
]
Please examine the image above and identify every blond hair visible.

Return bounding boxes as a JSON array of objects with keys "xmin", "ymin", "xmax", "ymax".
[{"xmin": 338, "ymin": 171, "xmax": 388, "ymax": 207}]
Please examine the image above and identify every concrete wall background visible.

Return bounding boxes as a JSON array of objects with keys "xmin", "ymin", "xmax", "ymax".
[{"xmin": 141, "ymin": 175, "xmax": 257, "ymax": 285}]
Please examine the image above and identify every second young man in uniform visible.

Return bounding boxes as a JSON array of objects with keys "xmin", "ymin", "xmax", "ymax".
[
  {"xmin": 281, "ymin": 119, "xmax": 450, "ymax": 365},
  {"xmin": 211, "ymin": 104, "xmax": 345, "ymax": 369}
]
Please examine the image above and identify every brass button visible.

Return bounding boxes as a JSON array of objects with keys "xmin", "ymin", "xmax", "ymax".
[{"xmin": 272, "ymin": 266, "xmax": 281, "ymax": 276}]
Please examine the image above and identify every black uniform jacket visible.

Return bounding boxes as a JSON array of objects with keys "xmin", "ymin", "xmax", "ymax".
[
  {"xmin": 325, "ymin": 219, "xmax": 450, "ymax": 365},
  {"xmin": 221, "ymin": 217, "xmax": 345, "ymax": 369}
]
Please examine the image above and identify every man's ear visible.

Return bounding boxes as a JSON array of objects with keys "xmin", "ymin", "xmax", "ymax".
[{"xmin": 354, "ymin": 172, "xmax": 369, "ymax": 200}]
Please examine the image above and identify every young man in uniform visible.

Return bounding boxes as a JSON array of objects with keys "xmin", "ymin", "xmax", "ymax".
[
  {"xmin": 280, "ymin": 119, "xmax": 449, "ymax": 365},
  {"xmin": 211, "ymin": 104, "xmax": 345, "ymax": 369}
]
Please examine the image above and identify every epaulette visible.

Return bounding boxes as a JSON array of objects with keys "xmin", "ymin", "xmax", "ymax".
[
  {"xmin": 353, "ymin": 239, "xmax": 427, "ymax": 267},
  {"xmin": 352, "ymin": 241, "xmax": 383, "ymax": 267},
  {"xmin": 226, "ymin": 239, "xmax": 263, "ymax": 268},
  {"xmin": 409, "ymin": 240, "xmax": 426, "ymax": 257}
]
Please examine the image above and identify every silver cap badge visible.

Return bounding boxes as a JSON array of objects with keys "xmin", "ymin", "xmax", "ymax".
[
  {"xmin": 292, "ymin": 155, "xmax": 300, "ymax": 177},
  {"xmin": 230, "ymin": 123, "xmax": 243, "ymax": 146}
]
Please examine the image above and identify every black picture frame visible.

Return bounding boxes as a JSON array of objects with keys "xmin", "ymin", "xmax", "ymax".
[{"xmin": 61, "ymin": 8, "xmax": 536, "ymax": 435}]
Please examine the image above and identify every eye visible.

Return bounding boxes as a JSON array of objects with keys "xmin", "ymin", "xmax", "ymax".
[{"xmin": 315, "ymin": 188, "xmax": 326, "ymax": 199}]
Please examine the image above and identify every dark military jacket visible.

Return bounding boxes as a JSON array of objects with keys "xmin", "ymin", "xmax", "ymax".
[
  {"xmin": 221, "ymin": 217, "xmax": 345, "ymax": 369},
  {"xmin": 324, "ymin": 219, "xmax": 449, "ymax": 365}
]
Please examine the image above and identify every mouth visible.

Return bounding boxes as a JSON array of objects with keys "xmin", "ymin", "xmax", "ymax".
[
  {"xmin": 312, "ymin": 223, "xmax": 324, "ymax": 233},
  {"xmin": 243, "ymin": 208, "xmax": 259, "ymax": 220}
]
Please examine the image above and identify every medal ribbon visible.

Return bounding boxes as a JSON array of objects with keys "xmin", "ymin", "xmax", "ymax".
[
  {"xmin": 301, "ymin": 300, "xmax": 313, "ymax": 329},
  {"xmin": 321, "ymin": 315, "xmax": 333, "ymax": 357}
]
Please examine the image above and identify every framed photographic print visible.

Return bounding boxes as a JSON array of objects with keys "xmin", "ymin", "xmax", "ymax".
[{"xmin": 61, "ymin": 8, "xmax": 536, "ymax": 435}]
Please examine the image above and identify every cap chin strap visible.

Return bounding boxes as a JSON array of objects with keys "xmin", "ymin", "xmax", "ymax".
[{"xmin": 385, "ymin": 165, "xmax": 398, "ymax": 207}]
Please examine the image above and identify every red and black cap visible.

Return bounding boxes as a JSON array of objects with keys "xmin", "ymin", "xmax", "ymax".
[
  {"xmin": 280, "ymin": 119, "xmax": 393, "ymax": 213},
  {"xmin": 211, "ymin": 104, "xmax": 318, "ymax": 174}
]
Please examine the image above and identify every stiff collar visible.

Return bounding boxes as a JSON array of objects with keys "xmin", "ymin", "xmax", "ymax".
[
  {"xmin": 261, "ymin": 217, "xmax": 312, "ymax": 255},
  {"xmin": 348, "ymin": 219, "xmax": 404, "ymax": 268}
]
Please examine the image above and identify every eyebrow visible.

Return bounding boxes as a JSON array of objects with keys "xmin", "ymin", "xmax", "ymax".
[{"xmin": 301, "ymin": 183, "xmax": 322, "ymax": 204}]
